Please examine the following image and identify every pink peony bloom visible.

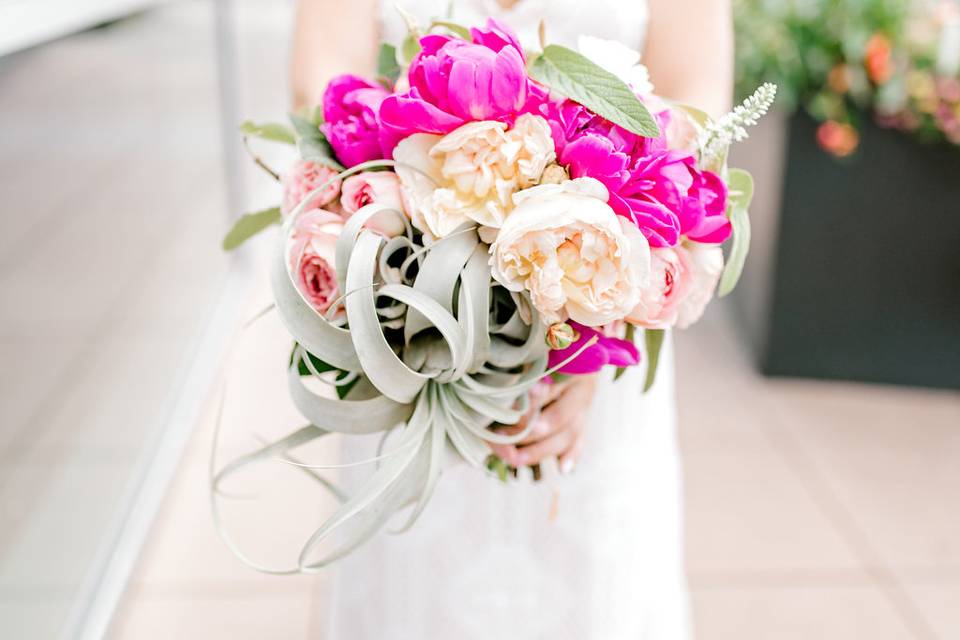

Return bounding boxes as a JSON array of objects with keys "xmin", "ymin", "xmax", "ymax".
[
  {"xmin": 288, "ymin": 209, "xmax": 344, "ymax": 314},
  {"xmin": 340, "ymin": 172, "xmax": 408, "ymax": 237},
  {"xmin": 547, "ymin": 322, "xmax": 641, "ymax": 375},
  {"xmin": 281, "ymin": 160, "xmax": 342, "ymax": 216},
  {"xmin": 378, "ymin": 19, "xmax": 547, "ymax": 156},
  {"xmin": 627, "ymin": 243, "xmax": 724, "ymax": 329},
  {"xmin": 626, "ymin": 246, "xmax": 690, "ymax": 329},
  {"xmin": 321, "ymin": 75, "xmax": 391, "ymax": 168},
  {"xmin": 674, "ymin": 242, "xmax": 724, "ymax": 329},
  {"xmin": 547, "ymin": 100, "xmax": 729, "ymax": 247}
]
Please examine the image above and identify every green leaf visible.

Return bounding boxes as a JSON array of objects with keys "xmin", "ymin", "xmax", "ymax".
[
  {"xmin": 294, "ymin": 105, "xmax": 324, "ymax": 127},
  {"xmin": 288, "ymin": 113, "xmax": 343, "ymax": 170},
  {"xmin": 238, "ymin": 120, "xmax": 295, "ymax": 144},
  {"xmin": 400, "ymin": 33, "xmax": 421, "ymax": 67},
  {"xmin": 675, "ymin": 104, "xmax": 711, "ymax": 130},
  {"xmin": 613, "ymin": 324, "xmax": 636, "ymax": 381},
  {"xmin": 222, "ymin": 206, "xmax": 281, "ymax": 251},
  {"xmin": 529, "ymin": 45, "xmax": 660, "ymax": 138},
  {"xmin": 486, "ymin": 455, "xmax": 510, "ymax": 482},
  {"xmin": 335, "ymin": 371, "xmax": 360, "ymax": 399},
  {"xmin": 643, "ymin": 329, "xmax": 666, "ymax": 393},
  {"xmin": 718, "ymin": 168, "xmax": 755, "ymax": 297},
  {"xmin": 292, "ymin": 345, "xmax": 338, "ymax": 376},
  {"xmin": 377, "ymin": 43, "xmax": 402, "ymax": 86},
  {"xmin": 429, "ymin": 19, "xmax": 471, "ymax": 39}
]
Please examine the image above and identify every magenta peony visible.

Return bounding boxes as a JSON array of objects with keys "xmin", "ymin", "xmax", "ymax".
[
  {"xmin": 547, "ymin": 322, "xmax": 641, "ymax": 375},
  {"xmin": 321, "ymin": 75, "xmax": 391, "ymax": 168},
  {"xmin": 548, "ymin": 100, "xmax": 730, "ymax": 247},
  {"xmin": 378, "ymin": 19, "xmax": 547, "ymax": 157}
]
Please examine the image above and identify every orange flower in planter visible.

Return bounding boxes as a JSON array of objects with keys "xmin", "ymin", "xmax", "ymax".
[
  {"xmin": 816, "ymin": 120, "xmax": 860, "ymax": 157},
  {"xmin": 864, "ymin": 33, "xmax": 894, "ymax": 85}
]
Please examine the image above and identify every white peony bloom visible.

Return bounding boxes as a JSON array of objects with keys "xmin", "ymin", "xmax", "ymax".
[
  {"xmin": 490, "ymin": 177, "xmax": 652, "ymax": 326},
  {"xmin": 577, "ymin": 35, "xmax": 654, "ymax": 95},
  {"xmin": 393, "ymin": 114, "xmax": 555, "ymax": 240}
]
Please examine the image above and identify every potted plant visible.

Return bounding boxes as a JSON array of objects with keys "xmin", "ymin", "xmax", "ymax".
[{"xmin": 730, "ymin": 0, "xmax": 960, "ymax": 389}]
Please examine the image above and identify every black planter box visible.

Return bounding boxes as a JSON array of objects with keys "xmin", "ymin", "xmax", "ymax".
[{"xmin": 735, "ymin": 111, "xmax": 960, "ymax": 390}]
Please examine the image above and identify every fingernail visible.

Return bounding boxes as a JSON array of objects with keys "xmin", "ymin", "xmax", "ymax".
[{"xmin": 560, "ymin": 458, "xmax": 575, "ymax": 475}]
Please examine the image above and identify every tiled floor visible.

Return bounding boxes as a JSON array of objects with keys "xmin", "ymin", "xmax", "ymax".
[
  {"xmin": 107, "ymin": 283, "xmax": 960, "ymax": 638},
  {"xmin": 676, "ymin": 310, "xmax": 960, "ymax": 640}
]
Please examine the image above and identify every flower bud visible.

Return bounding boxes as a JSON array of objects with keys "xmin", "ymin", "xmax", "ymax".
[
  {"xmin": 545, "ymin": 322, "xmax": 578, "ymax": 350},
  {"xmin": 538, "ymin": 162, "xmax": 570, "ymax": 185}
]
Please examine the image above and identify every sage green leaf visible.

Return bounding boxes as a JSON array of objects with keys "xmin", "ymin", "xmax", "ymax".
[
  {"xmin": 643, "ymin": 328, "xmax": 666, "ymax": 393},
  {"xmin": 238, "ymin": 120, "xmax": 295, "ymax": 145},
  {"xmin": 675, "ymin": 104, "xmax": 711, "ymax": 130},
  {"xmin": 289, "ymin": 113, "xmax": 343, "ymax": 170},
  {"xmin": 294, "ymin": 104, "xmax": 324, "ymax": 127},
  {"xmin": 222, "ymin": 206, "xmax": 280, "ymax": 251},
  {"xmin": 487, "ymin": 456, "xmax": 510, "ymax": 482},
  {"xmin": 429, "ymin": 19, "xmax": 471, "ymax": 39},
  {"xmin": 377, "ymin": 43, "xmax": 401, "ymax": 85},
  {"xmin": 529, "ymin": 45, "xmax": 660, "ymax": 138},
  {"xmin": 718, "ymin": 168, "xmax": 755, "ymax": 297}
]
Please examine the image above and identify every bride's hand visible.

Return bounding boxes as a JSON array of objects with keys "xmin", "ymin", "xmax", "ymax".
[{"xmin": 489, "ymin": 375, "xmax": 597, "ymax": 475}]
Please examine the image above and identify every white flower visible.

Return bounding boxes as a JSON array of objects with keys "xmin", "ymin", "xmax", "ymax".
[
  {"xmin": 393, "ymin": 114, "xmax": 555, "ymax": 240},
  {"xmin": 490, "ymin": 178, "xmax": 652, "ymax": 326},
  {"xmin": 577, "ymin": 35, "xmax": 654, "ymax": 95}
]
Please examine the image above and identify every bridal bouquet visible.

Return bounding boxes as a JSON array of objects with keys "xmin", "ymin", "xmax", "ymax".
[{"xmin": 216, "ymin": 16, "xmax": 774, "ymax": 570}]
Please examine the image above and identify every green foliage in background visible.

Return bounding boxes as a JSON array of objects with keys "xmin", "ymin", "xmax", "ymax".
[{"xmin": 734, "ymin": 0, "xmax": 960, "ymax": 154}]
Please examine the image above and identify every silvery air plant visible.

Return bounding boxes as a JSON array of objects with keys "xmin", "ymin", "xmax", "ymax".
[{"xmin": 215, "ymin": 16, "xmax": 775, "ymax": 571}]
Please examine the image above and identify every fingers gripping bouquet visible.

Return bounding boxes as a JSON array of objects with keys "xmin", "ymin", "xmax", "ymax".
[{"xmin": 217, "ymin": 17, "xmax": 775, "ymax": 570}]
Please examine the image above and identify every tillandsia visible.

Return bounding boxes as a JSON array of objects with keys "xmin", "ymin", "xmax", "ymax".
[{"xmin": 214, "ymin": 14, "xmax": 774, "ymax": 571}]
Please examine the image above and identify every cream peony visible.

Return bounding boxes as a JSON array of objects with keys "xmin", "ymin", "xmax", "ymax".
[
  {"xmin": 489, "ymin": 178, "xmax": 652, "ymax": 326},
  {"xmin": 393, "ymin": 114, "xmax": 555, "ymax": 240}
]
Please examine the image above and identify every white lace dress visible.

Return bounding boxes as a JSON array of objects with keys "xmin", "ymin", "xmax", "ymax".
[{"xmin": 327, "ymin": 2, "xmax": 691, "ymax": 638}]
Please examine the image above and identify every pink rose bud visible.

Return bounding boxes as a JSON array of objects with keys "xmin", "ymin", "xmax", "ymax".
[
  {"xmin": 288, "ymin": 209, "xmax": 344, "ymax": 314},
  {"xmin": 545, "ymin": 322, "xmax": 579, "ymax": 350},
  {"xmin": 340, "ymin": 172, "xmax": 408, "ymax": 237},
  {"xmin": 281, "ymin": 160, "xmax": 342, "ymax": 217}
]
